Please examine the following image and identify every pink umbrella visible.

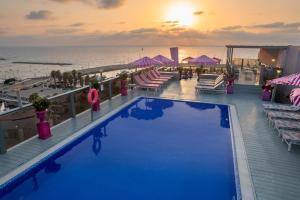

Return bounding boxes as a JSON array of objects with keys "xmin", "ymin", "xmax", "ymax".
[
  {"xmin": 152, "ymin": 55, "xmax": 174, "ymax": 65},
  {"xmin": 290, "ymin": 88, "xmax": 300, "ymax": 107},
  {"xmin": 213, "ymin": 57, "xmax": 222, "ymax": 64},
  {"xmin": 267, "ymin": 73, "xmax": 300, "ymax": 86},
  {"xmin": 182, "ymin": 56, "xmax": 194, "ymax": 63},
  {"xmin": 129, "ymin": 56, "xmax": 163, "ymax": 67},
  {"xmin": 188, "ymin": 55, "xmax": 218, "ymax": 65}
]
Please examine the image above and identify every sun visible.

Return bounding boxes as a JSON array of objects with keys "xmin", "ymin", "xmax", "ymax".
[{"xmin": 165, "ymin": 4, "xmax": 194, "ymax": 26}]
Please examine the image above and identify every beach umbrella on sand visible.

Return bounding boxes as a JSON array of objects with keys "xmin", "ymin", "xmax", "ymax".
[
  {"xmin": 290, "ymin": 88, "xmax": 300, "ymax": 108},
  {"xmin": 129, "ymin": 56, "xmax": 163, "ymax": 67},
  {"xmin": 189, "ymin": 55, "xmax": 218, "ymax": 65},
  {"xmin": 267, "ymin": 73, "xmax": 300, "ymax": 86},
  {"xmin": 152, "ymin": 55, "xmax": 174, "ymax": 65}
]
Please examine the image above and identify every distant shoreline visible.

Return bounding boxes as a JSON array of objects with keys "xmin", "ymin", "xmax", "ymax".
[
  {"xmin": 12, "ymin": 62, "xmax": 72, "ymax": 66},
  {"xmin": 78, "ymin": 64, "xmax": 132, "ymax": 75}
]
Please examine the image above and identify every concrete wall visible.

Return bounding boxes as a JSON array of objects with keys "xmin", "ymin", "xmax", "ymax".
[{"xmin": 275, "ymin": 46, "xmax": 300, "ymax": 103}]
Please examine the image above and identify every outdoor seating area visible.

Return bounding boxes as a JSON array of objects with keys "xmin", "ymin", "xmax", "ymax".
[
  {"xmin": 262, "ymin": 73, "xmax": 300, "ymax": 151},
  {"xmin": 133, "ymin": 69, "xmax": 175, "ymax": 93}
]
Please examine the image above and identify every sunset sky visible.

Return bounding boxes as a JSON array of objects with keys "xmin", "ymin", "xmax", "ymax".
[{"xmin": 1, "ymin": 0, "xmax": 300, "ymax": 46}]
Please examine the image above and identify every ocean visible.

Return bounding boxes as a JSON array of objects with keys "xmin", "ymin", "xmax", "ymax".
[{"xmin": 0, "ymin": 46, "xmax": 259, "ymax": 79}]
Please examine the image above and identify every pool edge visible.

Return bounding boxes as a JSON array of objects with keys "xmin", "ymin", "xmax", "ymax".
[
  {"xmin": 0, "ymin": 96, "xmax": 257, "ymax": 200},
  {"xmin": 229, "ymin": 104, "xmax": 257, "ymax": 200},
  {"xmin": 0, "ymin": 96, "xmax": 142, "ymax": 187}
]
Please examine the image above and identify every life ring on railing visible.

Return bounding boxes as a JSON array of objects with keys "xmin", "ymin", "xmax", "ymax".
[{"xmin": 88, "ymin": 88, "xmax": 100, "ymax": 111}]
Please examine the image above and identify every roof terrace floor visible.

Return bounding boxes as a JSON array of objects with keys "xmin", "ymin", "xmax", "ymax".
[{"xmin": 1, "ymin": 78, "xmax": 300, "ymax": 200}]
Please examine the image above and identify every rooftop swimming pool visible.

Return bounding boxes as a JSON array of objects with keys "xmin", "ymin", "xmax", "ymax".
[{"xmin": 0, "ymin": 97, "xmax": 239, "ymax": 200}]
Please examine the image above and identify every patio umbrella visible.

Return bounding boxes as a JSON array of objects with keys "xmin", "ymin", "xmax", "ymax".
[
  {"xmin": 152, "ymin": 55, "xmax": 174, "ymax": 65},
  {"xmin": 182, "ymin": 56, "xmax": 194, "ymax": 63},
  {"xmin": 129, "ymin": 56, "xmax": 163, "ymax": 67},
  {"xmin": 290, "ymin": 88, "xmax": 300, "ymax": 108},
  {"xmin": 188, "ymin": 55, "xmax": 218, "ymax": 65},
  {"xmin": 213, "ymin": 57, "xmax": 222, "ymax": 64},
  {"xmin": 267, "ymin": 73, "xmax": 300, "ymax": 86}
]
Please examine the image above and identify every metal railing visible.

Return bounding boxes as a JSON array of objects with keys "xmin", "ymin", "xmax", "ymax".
[{"xmin": 0, "ymin": 73, "xmax": 134, "ymax": 154}]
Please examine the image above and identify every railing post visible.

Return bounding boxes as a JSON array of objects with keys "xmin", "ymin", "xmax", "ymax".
[
  {"xmin": 108, "ymin": 80, "xmax": 112, "ymax": 99},
  {"xmin": 69, "ymin": 92, "xmax": 76, "ymax": 118},
  {"xmin": 91, "ymin": 107, "xmax": 94, "ymax": 121},
  {"xmin": 0, "ymin": 123, "xmax": 7, "ymax": 154}
]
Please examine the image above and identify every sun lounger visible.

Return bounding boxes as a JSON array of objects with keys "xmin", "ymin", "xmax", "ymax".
[
  {"xmin": 272, "ymin": 119, "xmax": 300, "ymax": 134},
  {"xmin": 151, "ymin": 70, "xmax": 172, "ymax": 80},
  {"xmin": 133, "ymin": 75, "xmax": 160, "ymax": 94},
  {"xmin": 263, "ymin": 103, "xmax": 299, "ymax": 114},
  {"xmin": 266, "ymin": 111, "xmax": 300, "ymax": 122},
  {"xmin": 278, "ymin": 129, "xmax": 300, "ymax": 151},
  {"xmin": 198, "ymin": 74, "xmax": 223, "ymax": 85},
  {"xmin": 139, "ymin": 74, "xmax": 164, "ymax": 85},
  {"xmin": 146, "ymin": 71, "xmax": 169, "ymax": 82},
  {"xmin": 153, "ymin": 69, "xmax": 174, "ymax": 79},
  {"xmin": 195, "ymin": 74, "xmax": 225, "ymax": 93}
]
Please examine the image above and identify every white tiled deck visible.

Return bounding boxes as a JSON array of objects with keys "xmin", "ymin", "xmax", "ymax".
[{"xmin": 1, "ymin": 78, "xmax": 300, "ymax": 200}]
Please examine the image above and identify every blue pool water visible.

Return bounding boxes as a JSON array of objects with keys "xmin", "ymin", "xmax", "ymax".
[{"xmin": 0, "ymin": 98, "xmax": 238, "ymax": 200}]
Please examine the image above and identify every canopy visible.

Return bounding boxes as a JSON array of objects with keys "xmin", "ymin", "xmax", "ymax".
[
  {"xmin": 290, "ymin": 88, "xmax": 300, "ymax": 108},
  {"xmin": 129, "ymin": 56, "xmax": 162, "ymax": 67},
  {"xmin": 267, "ymin": 73, "xmax": 300, "ymax": 86},
  {"xmin": 182, "ymin": 56, "xmax": 194, "ymax": 63},
  {"xmin": 213, "ymin": 57, "xmax": 222, "ymax": 64},
  {"xmin": 188, "ymin": 55, "xmax": 218, "ymax": 65},
  {"xmin": 152, "ymin": 55, "xmax": 174, "ymax": 65}
]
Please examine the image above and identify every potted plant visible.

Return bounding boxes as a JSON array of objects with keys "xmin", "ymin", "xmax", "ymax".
[
  {"xmin": 29, "ymin": 93, "xmax": 51, "ymax": 139},
  {"xmin": 118, "ymin": 71, "xmax": 128, "ymax": 96}
]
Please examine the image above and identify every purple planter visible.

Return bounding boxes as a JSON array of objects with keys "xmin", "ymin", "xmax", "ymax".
[
  {"xmin": 36, "ymin": 110, "xmax": 52, "ymax": 140},
  {"xmin": 121, "ymin": 80, "xmax": 128, "ymax": 96},
  {"xmin": 227, "ymin": 84, "xmax": 234, "ymax": 94},
  {"xmin": 227, "ymin": 80, "xmax": 234, "ymax": 94},
  {"xmin": 262, "ymin": 90, "xmax": 272, "ymax": 101}
]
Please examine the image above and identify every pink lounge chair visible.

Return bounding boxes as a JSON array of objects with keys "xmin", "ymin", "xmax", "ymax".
[
  {"xmin": 153, "ymin": 69, "xmax": 173, "ymax": 79},
  {"xmin": 150, "ymin": 70, "xmax": 171, "ymax": 80},
  {"xmin": 139, "ymin": 73, "xmax": 164, "ymax": 86},
  {"xmin": 133, "ymin": 75, "xmax": 160, "ymax": 89},
  {"xmin": 146, "ymin": 71, "xmax": 169, "ymax": 82}
]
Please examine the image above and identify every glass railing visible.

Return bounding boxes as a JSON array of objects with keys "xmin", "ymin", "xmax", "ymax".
[{"xmin": 0, "ymin": 72, "xmax": 139, "ymax": 154}]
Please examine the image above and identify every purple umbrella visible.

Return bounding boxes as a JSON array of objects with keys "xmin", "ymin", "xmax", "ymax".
[
  {"xmin": 188, "ymin": 55, "xmax": 218, "ymax": 65},
  {"xmin": 152, "ymin": 55, "xmax": 174, "ymax": 65},
  {"xmin": 129, "ymin": 56, "xmax": 163, "ymax": 67}
]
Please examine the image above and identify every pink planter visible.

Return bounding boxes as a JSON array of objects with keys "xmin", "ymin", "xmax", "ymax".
[
  {"xmin": 262, "ymin": 90, "xmax": 272, "ymax": 101},
  {"xmin": 36, "ymin": 110, "xmax": 52, "ymax": 140},
  {"xmin": 121, "ymin": 80, "xmax": 128, "ymax": 96}
]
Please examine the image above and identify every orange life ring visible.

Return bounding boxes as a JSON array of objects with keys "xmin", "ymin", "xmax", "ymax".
[{"xmin": 88, "ymin": 88, "xmax": 99, "ymax": 105}]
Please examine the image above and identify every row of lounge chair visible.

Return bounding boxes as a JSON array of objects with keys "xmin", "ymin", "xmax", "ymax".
[
  {"xmin": 133, "ymin": 69, "xmax": 174, "ymax": 94},
  {"xmin": 195, "ymin": 74, "xmax": 225, "ymax": 93},
  {"xmin": 263, "ymin": 103, "xmax": 300, "ymax": 151}
]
